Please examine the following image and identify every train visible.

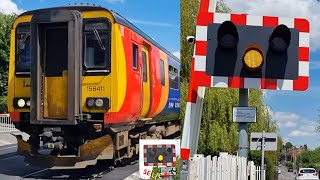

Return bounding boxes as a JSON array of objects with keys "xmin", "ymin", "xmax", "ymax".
[{"xmin": 7, "ymin": 4, "xmax": 180, "ymax": 169}]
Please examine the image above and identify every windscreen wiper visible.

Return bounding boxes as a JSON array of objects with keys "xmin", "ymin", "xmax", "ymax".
[
  {"xmin": 17, "ymin": 33, "xmax": 30, "ymax": 55},
  {"xmin": 94, "ymin": 29, "xmax": 106, "ymax": 50}
]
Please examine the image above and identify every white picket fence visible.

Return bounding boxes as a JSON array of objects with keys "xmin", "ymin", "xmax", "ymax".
[
  {"xmin": 0, "ymin": 114, "xmax": 18, "ymax": 133},
  {"xmin": 247, "ymin": 161, "xmax": 266, "ymax": 180},
  {"xmin": 189, "ymin": 152, "xmax": 264, "ymax": 180}
]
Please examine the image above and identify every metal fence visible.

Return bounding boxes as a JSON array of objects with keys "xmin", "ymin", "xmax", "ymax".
[
  {"xmin": 0, "ymin": 114, "xmax": 18, "ymax": 133},
  {"xmin": 189, "ymin": 152, "xmax": 263, "ymax": 180}
]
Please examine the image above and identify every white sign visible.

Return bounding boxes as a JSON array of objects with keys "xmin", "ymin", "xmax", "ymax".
[
  {"xmin": 160, "ymin": 167, "xmax": 177, "ymax": 176},
  {"xmin": 250, "ymin": 132, "xmax": 278, "ymax": 151},
  {"xmin": 233, "ymin": 107, "xmax": 257, "ymax": 123}
]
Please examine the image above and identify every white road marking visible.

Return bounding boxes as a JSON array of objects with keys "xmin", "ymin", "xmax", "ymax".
[
  {"xmin": 0, "ymin": 155, "xmax": 19, "ymax": 161},
  {"xmin": 21, "ymin": 168, "xmax": 49, "ymax": 178},
  {"xmin": 123, "ymin": 171, "xmax": 141, "ymax": 180},
  {"xmin": 0, "ymin": 139, "xmax": 12, "ymax": 145},
  {"xmin": 0, "ymin": 145, "xmax": 17, "ymax": 151}
]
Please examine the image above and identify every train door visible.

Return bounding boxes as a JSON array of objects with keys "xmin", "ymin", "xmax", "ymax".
[
  {"xmin": 43, "ymin": 24, "xmax": 68, "ymax": 119},
  {"xmin": 140, "ymin": 45, "xmax": 151, "ymax": 117},
  {"xmin": 30, "ymin": 10, "xmax": 82, "ymax": 124}
]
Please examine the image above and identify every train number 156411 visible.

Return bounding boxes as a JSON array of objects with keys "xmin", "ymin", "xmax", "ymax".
[{"xmin": 87, "ymin": 86, "xmax": 105, "ymax": 92}]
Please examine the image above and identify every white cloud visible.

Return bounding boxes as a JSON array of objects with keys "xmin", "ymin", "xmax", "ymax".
[
  {"xmin": 172, "ymin": 51, "xmax": 180, "ymax": 59},
  {"xmin": 104, "ymin": 0, "xmax": 124, "ymax": 3},
  {"xmin": 224, "ymin": 0, "xmax": 320, "ymax": 51},
  {"xmin": 283, "ymin": 121, "xmax": 297, "ymax": 128},
  {"xmin": 0, "ymin": 0, "xmax": 24, "ymax": 15},
  {"xmin": 288, "ymin": 130, "xmax": 315, "ymax": 137},
  {"xmin": 272, "ymin": 111, "xmax": 302, "ymax": 123}
]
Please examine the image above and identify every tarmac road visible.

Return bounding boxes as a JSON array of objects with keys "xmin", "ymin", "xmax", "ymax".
[
  {"xmin": 278, "ymin": 165, "xmax": 296, "ymax": 180},
  {"xmin": 0, "ymin": 133, "xmax": 140, "ymax": 180}
]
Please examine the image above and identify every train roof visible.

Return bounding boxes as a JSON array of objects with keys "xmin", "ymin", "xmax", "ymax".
[{"xmin": 16, "ymin": 4, "xmax": 180, "ymax": 63}]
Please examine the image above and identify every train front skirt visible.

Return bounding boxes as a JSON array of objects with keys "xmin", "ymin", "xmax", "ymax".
[{"xmin": 13, "ymin": 134, "xmax": 113, "ymax": 169}]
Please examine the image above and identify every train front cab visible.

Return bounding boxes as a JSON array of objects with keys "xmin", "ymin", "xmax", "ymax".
[{"xmin": 8, "ymin": 7, "xmax": 121, "ymax": 168}]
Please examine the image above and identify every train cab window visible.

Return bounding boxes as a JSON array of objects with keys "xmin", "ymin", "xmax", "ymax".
[
  {"xmin": 169, "ymin": 65, "xmax": 179, "ymax": 89},
  {"xmin": 142, "ymin": 51, "xmax": 147, "ymax": 82},
  {"xmin": 15, "ymin": 23, "xmax": 31, "ymax": 76},
  {"xmin": 160, "ymin": 59, "xmax": 165, "ymax": 86},
  {"xmin": 84, "ymin": 20, "xmax": 111, "ymax": 73},
  {"xmin": 132, "ymin": 44, "xmax": 138, "ymax": 70}
]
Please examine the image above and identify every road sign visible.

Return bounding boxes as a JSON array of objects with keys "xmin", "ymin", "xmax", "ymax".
[
  {"xmin": 250, "ymin": 132, "xmax": 277, "ymax": 151},
  {"xmin": 192, "ymin": 12, "xmax": 310, "ymax": 91},
  {"xmin": 233, "ymin": 106, "xmax": 256, "ymax": 123},
  {"xmin": 139, "ymin": 139, "xmax": 180, "ymax": 180}
]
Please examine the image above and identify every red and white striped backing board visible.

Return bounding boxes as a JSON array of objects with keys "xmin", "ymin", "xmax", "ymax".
[
  {"xmin": 180, "ymin": 0, "xmax": 310, "ymax": 162},
  {"xmin": 143, "ymin": 144, "xmax": 176, "ymax": 167},
  {"xmin": 193, "ymin": 12, "xmax": 310, "ymax": 92}
]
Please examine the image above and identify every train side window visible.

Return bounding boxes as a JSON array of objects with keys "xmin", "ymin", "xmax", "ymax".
[
  {"xmin": 160, "ymin": 59, "xmax": 165, "ymax": 86},
  {"xmin": 174, "ymin": 68, "xmax": 178, "ymax": 75},
  {"xmin": 132, "ymin": 44, "xmax": 138, "ymax": 70},
  {"xmin": 15, "ymin": 23, "xmax": 31, "ymax": 76},
  {"xmin": 84, "ymin": 20, "xmax": 111, "ymax": 72},
  {"xmin": 142, "ymin": 51, "xmax": 147, "ymax": 82},
  {"xmin": 169, "ymin": 65, "xmax": 179, "ymax": 90}
]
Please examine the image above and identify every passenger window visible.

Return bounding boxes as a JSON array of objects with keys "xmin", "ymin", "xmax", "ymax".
[
  {"xmin": 160, "ymin": 59, "xmax": 165, "ymax": 86},
  {"xmin": 142, "ymin": 51, "xmax": 147, "ymax": 82},
  {"xmin": 84, "ymin": 20, "xmax": 110, "ymax": 70},
  {"xmin": 169, "ymin": 64, "xmax": 179, "ymax": 89},
  {"xmin": 133, "ymin": 44, "xmax": 138, "ymax": 70}
]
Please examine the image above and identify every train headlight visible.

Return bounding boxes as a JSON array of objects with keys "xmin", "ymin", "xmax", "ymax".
[
  {"xmin": 86, "ymin": 99, "xmax": 95, "ymax": 107},
  {"xmin": 26, "ymin": 100, "xmax": 30, "ymax": 107},
  {"xmin": 85, "ymin": 97, "xmax": 110, "ymax": 109},
  {"xmin": 17, "ymin": 99, "xmax": 25, "ymax": 108},
  {"xmin": 95, "ymin": 99, "xmax": 104, "ymax": 107}
]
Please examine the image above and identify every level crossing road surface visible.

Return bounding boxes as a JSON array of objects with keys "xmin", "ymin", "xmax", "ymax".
[
  {"xmin": 278, "ymin": 165, "xmax": 296, "ymax": 180},
  {"xmin": 0, "ymin": 132, "xmax": 140, "ymax": 180}
]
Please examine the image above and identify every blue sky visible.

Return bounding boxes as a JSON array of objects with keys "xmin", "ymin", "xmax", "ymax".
[
  {"xmin": 224, "ymin": 0, "xmax": 320, "ymax": 149},
  {"xmin": 4, "ymin": 0, "xmax": 180, "ymax": 57}
]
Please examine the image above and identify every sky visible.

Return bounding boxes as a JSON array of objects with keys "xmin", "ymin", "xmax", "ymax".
[
  {"xmin": 0, "ymin": 0, "xmax": 180, "ymax": 58},
  {"xmin": 224, "ymin": 0, "xmax": 320, "ymax": 149}
]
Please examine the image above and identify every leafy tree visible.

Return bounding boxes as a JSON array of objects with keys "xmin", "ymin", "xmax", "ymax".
[
  {"xmin": 285, "ymin": 142, "xmax": 294, "ymax": 150},
  {"xmin": 0, "ymin": 12, "xmax": 17, "ymax": 113}
]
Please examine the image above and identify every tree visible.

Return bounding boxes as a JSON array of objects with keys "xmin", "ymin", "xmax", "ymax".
[
  {"xmin": 0, "ymin": 12, "xmax": 17, "ymax": 113},
  {"xmin": 285, "ymin": 142, "xmax": 294, "ymax": 150}
]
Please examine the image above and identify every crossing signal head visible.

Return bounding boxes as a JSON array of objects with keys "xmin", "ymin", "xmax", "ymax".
[
  {"xmin": 242, "ymin": 45, "xmax": 264, "ymax": 72},
  {"xmin": 269, "ymin": 25, "xmax": 291, "ymax": 53},
  {"xmin": 217, "ymin": 21, "xmax": 239, "ymax": 49},
  {"xmin": 206, "ymin": 20, "xmax": 299, "ymax": 80}
]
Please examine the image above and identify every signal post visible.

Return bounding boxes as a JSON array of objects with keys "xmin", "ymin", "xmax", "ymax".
[{"xmin": 180, "ymin": 0, "xmax": 310, "ymax": 179}]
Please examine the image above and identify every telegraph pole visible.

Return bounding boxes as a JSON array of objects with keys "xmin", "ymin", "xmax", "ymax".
[
  {"xmin": 238, "ymin": 88, "xmax": 249, "ymax": 158},
  {"xmin": 261, "ymin": 131, "xmax": 265, "ymax": 180}
]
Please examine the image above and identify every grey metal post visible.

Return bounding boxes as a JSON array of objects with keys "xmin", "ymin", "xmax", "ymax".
[
  {"xmin": 238, "ymin": 88, "xmax": 249, "ymax": 157},
  {"xmin": 261, "ymin": 130, "xmax": 265, "ymax": 180}
]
